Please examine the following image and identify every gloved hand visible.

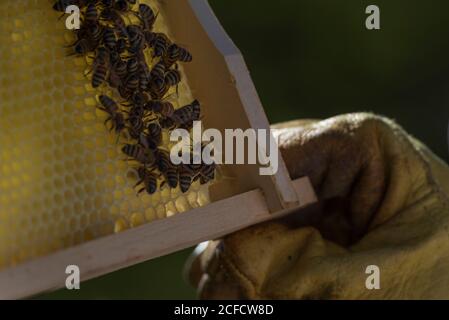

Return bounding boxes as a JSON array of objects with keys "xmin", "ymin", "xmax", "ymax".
[{"xmin": 186, "ymin": 113, "xmax": 449, "ymax": 299}]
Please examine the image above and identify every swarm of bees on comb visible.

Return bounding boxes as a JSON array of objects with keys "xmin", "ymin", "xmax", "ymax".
[{"xmin": 53, "ymin": 0, "xmax": 216, "ymax": 195}]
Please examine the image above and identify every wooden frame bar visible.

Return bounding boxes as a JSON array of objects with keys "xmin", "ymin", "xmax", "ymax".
[
  {"xmin": 0, "ymin": 177, "xmax": 315, "ymax": 299},
  {"xmin": 162, "ymin": 0, "xmax": 300, "ymax": 211}
]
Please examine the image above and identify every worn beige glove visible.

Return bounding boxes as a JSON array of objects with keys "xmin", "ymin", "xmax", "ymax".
[{"xmin": 187, "ymin": 113, "xmax": 449, "ymax": 299}]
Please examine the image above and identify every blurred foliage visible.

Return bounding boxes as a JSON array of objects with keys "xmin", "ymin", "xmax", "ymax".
[
  {"xmin": 211, "ymin": 0, "xmax": 449, "ymax": 162},
  {"xmin": 37, "ymin": 249, "xmax": 194, "ymax": 299},
  {"xmin": 39, "ymin": 0, "xmax": 449, "ymax": 299}
]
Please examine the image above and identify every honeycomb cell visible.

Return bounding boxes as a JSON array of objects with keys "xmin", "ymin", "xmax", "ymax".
[
  {"xmin": 64, "ymin": 174, "xmax": 74, "ymax": 186},
  {"xmin": 175, "ymin": 197, "xmax": 190, "ymax": 213},
  {"xmin": 165, "ymin": 202, "xmax": 177, "ymax": 218},
  {"xmin": 53, "ymin": 177, "xmax": 64, "ymax": 190},
  {"xmin": 129, "ymin": 197, "xmax": 141, "ymax": 211},
  {"xmin": 89, "ymin": 211, "xmax": 99, "ymax": 224},
  {"xmin": 145, "ymin": 208, "xmax": 156, "ymax": 222},
  {"xmin": 109, "ymin": 205, "xmax": 120, "ymax": 217},
  {"xmin": 0, "ymin": 0, "xmax": 212, "ymax": 270},
  {"xmin": 141, "ymin": 193, "xmax": 152, "ymax": 207},
  {"xmin": 187, "ymin": 192, "xmax": 200, "ymax": 209},
  {"xmin": 161, "ymin": 188, "xmax": 171, "ymax": 203},
  {"xmin": 197, "ymin": 190, "xmax": 210, "ymax": 207},
  {"xmin": 114, "ymin": 218, "xmax": 128, "ymax": 233},
  {"xmin": 73, "ymin": 230, "xmax": 83, "ymax": 245},
  {"xmin": 130, "ymin": 212, "xmax": 145, "ymax": 227},
  {"xmin": 80, "ymin": 214, "xmax": 88, "ymax": 229},
  {"xmin": 100, "ymin": 223, "xmax": 114, "ymax": 236},
  {"xmin": 83, "ymin": 228, "xmax": 94, "ymax": 242},
  {"xmin": 119, "ymin": 202, "xmax": 130, "ymax": 216},
  {"xmin": 83, "ymin": 198, "xmax": 93, "ymax": 212},
  {"xmin": 156, "ymin": 205, "xmax": 166, "ymax": 220}
]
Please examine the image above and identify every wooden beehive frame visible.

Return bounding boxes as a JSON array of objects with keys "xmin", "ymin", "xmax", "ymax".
[{"xmin": 0, "ymin": 0, "xmax": 316, "ymax": 299}]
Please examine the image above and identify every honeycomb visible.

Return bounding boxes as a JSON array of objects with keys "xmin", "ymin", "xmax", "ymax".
[{"xmin": 0, "ymin": 0, "xmax": 211, "ymax": 269}]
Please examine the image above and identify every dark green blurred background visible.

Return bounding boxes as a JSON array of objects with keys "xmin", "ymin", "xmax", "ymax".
[{"xmin": 39, "ymin": 0, "xmax": 449, "ymax": 299}]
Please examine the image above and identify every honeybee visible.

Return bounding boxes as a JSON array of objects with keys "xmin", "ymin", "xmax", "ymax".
[
  {"xmin": 88, "ymin": 50, "xmax": 111, "ymax": 85},
  {"xmin": 151, "ymin": 148, "xmax": 168, "ymax": 171},
  {"xmin": 127, "ymin": 57, "xmax": 139, "ymax": 74},
  {"xmin": 158, "ymin": 117, "xmax": 175, "ymax": 130},
  {"xmin": 92, "ymin": 47, "xmax": 109, "ymax": 88},
  {"xmin": 92, "ymin": 60, "xmax": 108, "ymax": 88},
  {"xmin": 100, "ymin": 0, "xmax": 113, "ymax": 8},
  {"xmin": 98, "ymin": 94, "xmax": 118, "ymax": 112},
  {"xmin": 127, "ymin": 24, "xmax": 146, "ymax": 54},
  {"xmin": 188, "ymin": 163, "xmax": 202, "ymax": 175},
  {"xmin": 161, "ymin": 166, "xmax": 178, "ymax": 189},
  {"xmin": 144, "ymin": 122, "xmax": 163, "ymax": 149},
  {"xmin": 85, "ymin": 2, "xmax": 99, "ymax": 24},
  {"xmin": 126, "ymin": 24, "xmax": 143, "ymax": 36},
  {"xmin": 108, "ymin": 49, "xmax": 119, "ymax": 65},
  {"xmin": 124, "ymin": 73, "xmax": 140, "ymax": 92},
  {"xmin": 53, "ymin": 0, "xmax": 88, "ymax": 12},
  {"xmin": 94, "ymin": 46, "xmax": 110, "ymax": 64},
  {"xmin": 134, "ymin": 52, "xmax": 150, "ymax": 86},
  {"xmin": 103, "ymin": 27, "xmax": 117, "ymax": 50},
  {"xmin": 116, "ymin": 38, "xmax": 127, "ymax": 54},
  {"xmin": 137, "ymin": 4, "xmax": 157, "ymax": 31},
  {"xmin": 135, "ymin": 50, "xmax": 149, "ymax": 69},
  {"xmin": 164, "ymin": 44, "xmax": 192, "ymax": 67},
  {"xmin": 118, "ymin": 84, "xmax": 132, "ymax": 100},
  {"xmin": 86, "ymin": 22, "xmax": 103, "ymax": 44},
  {"xmin": 134, "ymin": 166, "xmax": 158, "ymax": 195},
  {"xmin": 144, "ymin": 30, "xmax": 156, "ymax": 46},
  {"xmin": 68, "ymin": 25, "xmax": 98, "ymax": 54},
  {"xmin": 149, "ymin": 76, "xmax": 169, "ymax": 99},
  {"xmin": 114, "ymin": 0, "xmax": 133, "ymax": 12},
  {"xmin": 177, "ymin": 46, "xmax": 193, "ymax": 63},
  {"xmin": 138, "ymin": 132, "xmax": 158, "ymax": 151},
  {"xmin": 146, "ymin": 100, "xmax": 174, "ymax": 118},
  {"xmin": 179, "ymin": 164, "xmax": 195, "ymax": 193},
  {"xmin": 107, "ymin": 68, "xmax": 121, "ymax": 88},
  {"xmin": 139, "ymin": 71, "xmax": 150, "ymax": 91},
  {"xmin": 113, "ymin": 59, "xmax": 127, "ymax": 78},
  {"xmin": 71, "ymin": 38, "xmax": 96, "ymax": 55},
  {"xmin": 68, "ymin": 26, "xmax": 101, "ymax": 57},
  {"xmin": 126, "ymin": 95, "xmax": 146, "ymax": 112},
  {"xmin": 122, "ymin": 143, "xmax": 155, "ymax": 165},
  {"xmin": 150, "ymin": 60, "xmax": 166, "ymax": 79},
  {"xmin": 171, "ymin": 99, "xmax": 201, "ymax": 129},
  {"xmin": 165, "ymin": 67, "xmax": 181, "ymax": 94},
  {"xmin": 129, "ymin": 38, "xmax": 146, "ymax": 55},
  {"xmin": 127, "ymin": 112, "xmax": 146, "ymax": 140},
  {"xmin": 130, "ymin": 91, "xmax": 149, "ymax": 108},
  {"xmin": 153, "ymin": 148, "xmax": 177, "ymax": 189},
  {"xmin": 165, "ymin": 68, "xmax": 181, "ymax": 87},
  {"xmin": 98, "ymin": 95, "xmax": 126, "ymax": 134},
  {"xmin": 101, "ymin": 8, "xmax": 128, "ymax": 38},
  {"xmin": 191, "ymin": 99, "xmax": 201, "ymax": 120},
  {"xmin": 199, "ymin": 163, "xmax": 216, "ymax": 184},
  {"xmin": 108, "ymin": 62, "xmax": 125, "ymax": 88},
  {"xmin": 163, "ymin": 44, "xmax": 178, "ymax": 67},
  {"xmin": 150, "ymin": 33, "xmax": 170, "ymax": 58}
]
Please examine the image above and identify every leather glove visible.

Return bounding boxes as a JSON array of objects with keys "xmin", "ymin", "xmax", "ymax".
[{"xmin": 186, "ymin": 113, "xmax": 449, "ymax": 299}]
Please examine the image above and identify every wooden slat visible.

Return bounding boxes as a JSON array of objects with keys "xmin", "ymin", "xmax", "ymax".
[{"xmin": 0, "ymin": 177, "xmax": 315, "ymax": 299}]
